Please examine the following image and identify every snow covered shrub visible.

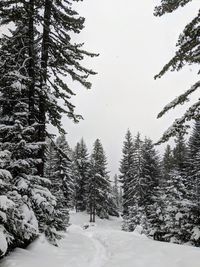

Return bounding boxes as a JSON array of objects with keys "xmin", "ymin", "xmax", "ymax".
[
  {"xmin": 122, "ymin": 206, "xmax": 144, "ymax": 232},
  {"xmin": 0, "ymin": 169, "xmax": 39, "ymax": 257}
]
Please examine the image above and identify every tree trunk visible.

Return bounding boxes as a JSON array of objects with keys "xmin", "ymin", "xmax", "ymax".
[
  {"xmin": 89, "ymin": 202, "xmax": 93, "ymax": 222},
  {"xmin": 38, "ymin": 0, "xmax": 53, "ymax": 176},
  {"xmin": 92, "ymin": 205, "xmax": 95, "ymax": 223},
  {"xmin": 28, "ymin": 0, "xmax": 35, "ymax": 126}
]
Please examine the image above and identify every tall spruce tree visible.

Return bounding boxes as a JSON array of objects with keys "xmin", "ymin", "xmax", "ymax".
[
  {"xmin": 36, "ymin": 0, "xmax": 98, "ymax": 177},
  {"xmin": 44, "ymin": 136, "xmax": 74, "ymax": 231},
  {"xmin": 141, "ymin": 138, "xmax": 160, "ymax": 205},
  {"xmin": 112, "ymin": 174, "xmax": 121, "ymax": 211},
  {"xmin": 127, "ymin": 133, "xmax": 143, "ymax": 208},
  {"xmin": 73, "ymin": 138, "xmax": 90, "ymax": 212},
  {"xmin": 173, "ymin": 133, "xmax": 188, "ymax": 174},
  {"xmin": 123, "ymin": 136, "xmax": 161, "ymax": 232},
  {"xmin": 44, "ymin": 138, "xmax": 57, "ymax": 181},
  {"xmin": 188, "ymin": 121, "xmax": 200, "ymax": 207},
  {"xmin": 119, "ymin": 130, "xmax": 134, "ymax": 215},
  {"xmin": 0, "ymin": 0, "xmax": 97, "ymax": 177},
  {"xmin": 150, "ymin": 129, "xmax": 198, "ymax": 245},
  {"xmin": 87, "ymin": 139, "xmax": 114, "ymax": 222},
  {"xmin": 0, "ymin": 0, "xmax": 96, "ymax": 253},
  {"xmin": 0, "ymin": 24, "xmax": 58, "ymax": 252},
  {"xmin": 154, "ymin": 1, "xmax": 200, "ymax": 143},
  {"xmin": 162, "ymin": 144, "xmax": 174, "ymax": 181},
  {"xmin": 54, "ymin": 135, "xmax": 74, "ymax": 209}
]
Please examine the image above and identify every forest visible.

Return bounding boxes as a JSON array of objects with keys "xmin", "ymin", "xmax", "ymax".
[{"xmin": 0, "ymin": 0, "xmax": 200, "ymax": 267}]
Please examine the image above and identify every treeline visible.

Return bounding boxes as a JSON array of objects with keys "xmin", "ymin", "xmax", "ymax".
[
  {"xmin": 45, "ymin": 136, "xmax": 120, "ymax": 222},
  {"xmin": 120, "ymin": 124, "xmax": 200, "ymax": 246},
  {"xmin": 0, "ymin": 131, "xmax": 120, "ymax": 257},
  {"xmin": 0, "ymin": 0, "xmax": 97, "ymax": 257}
]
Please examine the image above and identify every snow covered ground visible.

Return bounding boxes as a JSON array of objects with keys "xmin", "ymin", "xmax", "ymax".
[{"xmin": 1, "ymin": 211, "xmax": 200, "ymax": 267}]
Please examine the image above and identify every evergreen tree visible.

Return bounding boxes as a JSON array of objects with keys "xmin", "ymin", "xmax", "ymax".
[
  {"xmin": 106, "ymin": 187, "xmax": 120, "ymax": 218},
  {"xmin": 150, "ymin": 128, "xmax": 199, "ymax": 245},
  {"xmin": 123, "ymin": 136, "xmax": 161, "ymax": 232},
  {"xmin": 173, "ymin": 133, "xmax": 188, "ymax": 174},
  {"xmin": 0, "ymin": 150, "xmax": 38, "ymax": 257},
  {"xmin": 0, "ymin": 25, "xmax": 57, "ymax": 251},
  {"xmin": 36, "ymin": 0, "xmax": 98, "ymax": 177},
  {"xmin": 127, "ymin": 133, "xmax": 143, "ymax": 208},
  {"xmin": 0, "ymin": 0, "xmax": 96, "ymax": 253},
  {"xmin": 188, "ymin": 121, "xmax": 200, "ymax": 208},
  {"xmin": 44, "ymin": 135, "xmax": 74, "ymax": 231},
  {"xmin": 188, "ymin": 121, "xmax": 200, "ymax": 158},
  {"xmin": 162, "ymin": 144, "xmax": 174, "ymax": 180},
  {"xmin": 122, "ymin": 133, "xmax": 143, "ymax": 230},
  {"xmin": 119, "ymin": 130, "xmax": 134, "ymax": 215},
  {"xmin": 55, "ymin": 135, "xmax": 74, "ymax": 209},
  {"xmin": 112, "ymin": 174, "xmax": 120, "ymax": 210},
  {"xmin": 87, "ymin": 139, "xmax": 115, "ymax": 222},
  {"xmin": 119, "ymin": 186, "xmax": 123, "ymax": 212},
  {"xmin": 154, "ymin": 1, "xmax": 200, "ymax": 143},
  {"xmin": 141, "ymin": 138, "xmax": 160, "ymax": 203},
  {"xmin": 152, "ymin": 169, "xmax": 198, "ymax": 245},
  {"xmin": 73, "ymin": 138, "xmax": 90, "ymax": 212},
  {"xmin": 44, "ymin": 138, "xmax": 57, "ymax": 181}
]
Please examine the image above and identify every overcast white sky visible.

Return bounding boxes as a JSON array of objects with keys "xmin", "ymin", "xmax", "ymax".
[{"xmin": 59, "ymin": 0, "xmax": 200, "ymax": 177}]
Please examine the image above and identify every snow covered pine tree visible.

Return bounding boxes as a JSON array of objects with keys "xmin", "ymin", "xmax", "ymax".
[
  {"xmin": 0, "ymin": 0, "xmax": 96, "ymax": 255},
  {"xmin": 121, "ymin": 134, "xmax": 160, "ymax": 233},
  {"xmin": 119, "ymin": 130, "xmax": 135, "ymax": 216},
  {"xmin": 87, "ymin": 139, "xmax": 118, "ymax": 222},
  {"xmin": 72, "ymin": 139, "xmax": 90, "ymax": 212}
]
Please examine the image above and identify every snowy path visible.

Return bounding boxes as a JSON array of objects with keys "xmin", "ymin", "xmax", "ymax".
[{"xmin": 1, "ymin": 212, "xmax": 200, "ymax": 267}]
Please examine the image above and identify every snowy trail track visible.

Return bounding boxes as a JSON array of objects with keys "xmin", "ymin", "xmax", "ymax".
[{"xmin": 1, "ymin": 212, "xmax": 200, "ymax": 267}]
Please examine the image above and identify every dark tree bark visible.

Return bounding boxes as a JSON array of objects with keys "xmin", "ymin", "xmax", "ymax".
[
  {"xmin": 28, "ymin": 0, "xmax": 36, "ymax": 126},
  {"xmin": 38, "ymin": 0, "xmax": 53, "ymax": 176}
]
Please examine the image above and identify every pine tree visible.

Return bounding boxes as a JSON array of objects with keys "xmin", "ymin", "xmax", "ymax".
[
  {"xmin": 184, "ymin": 121, "xmax": 200, "ymax": 245},
  {"xmin": 127, "ymin": 133, "xmax": 143, "ymax": 208},
  {"xmin": 87, "ymin": 139, "xmax": 114, "ymax": 222},
  {"xmin": 44, "ymin": 135, "xmax": 74, "ymax": 231},
  {"xmin": 150, "ymin": 129, "xmax": 199, "ymax": 245},
  {"xmin": 119, "ymin": 130, "xmax": 134, "ymax": 215},
  {"xmin": 44, "ymin": 138, "xmax": 57, "ymax": 181},
  {"xmin": 122, "ymin": 133, "xmax": 143, "ymax": 230},
  {"xmin": 106, "ymin": 187, "xmax": 120, "ymax": 218},
  {"xmin": 153, "ymin": 170, "xmax": 196, "ymax": 244},
  {"xmin": 0, "ymin": 0, "xmax": 97, "ymax": 178},
  {"xmin": 188, "ymin": 121, "xmax": 200, "ymax": 209},
  {"xmin": 0, "ymin": 25, "xmax": 56, "ymax": 252},
  {"xmin": 123, "ymin": 136, "xmax": 161, "ymax": 232},
  {"xmin": 173, "ymin": 133, "xmax": 188, "ymax": 174},
  {"xmin": 55, "ymin": 135, "xmax": 74, "ymax": 209},
  {"xmin": 72, "ymin": 138, "xmax": 90, "ymax": 212},
  {"xmin": 35, "ymin": 0, "xmax": 98, "ymax": 177},
  {"xmin": 140, "ymin": 138, "xmax": 160, "ymax": 204},
  {"xmin": 188, "ymin": 121, "xmax": 200, "ymax": 159},
  {"xmin": 0, "ymin": 149, "xmax": 38, "ymax": 257},
  {"xmin": 0, "ymin": 0, "xmax": 96, "ymax": 252},
  {"xmin": 112, "ymin": 174, "xmax": 120, "ymax": 210},
  {"xmin": 162, "ymin": 144, "xmax": 174, "ymax": 180},
  {"xmin": 154, "ymin": 0, "xmax": 200, "ymax": 143}
]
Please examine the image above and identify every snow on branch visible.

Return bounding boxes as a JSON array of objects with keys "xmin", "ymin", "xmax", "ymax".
[
  {"xmin": 156, "ymin": 99, "xmax": 200, "ymax": 144},
  {"xmin": 157, "ymin": 80, "xmax": 200, "ymax": 118},
  {"xmin": 154, "ymin": 0, "xmax": 192, "ymax": 17}
]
